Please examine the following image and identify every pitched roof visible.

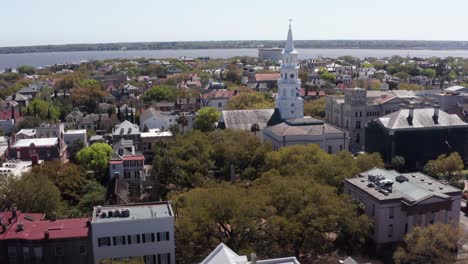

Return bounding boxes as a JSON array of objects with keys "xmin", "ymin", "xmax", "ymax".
[
  {"xmin": 375, "ymin": 108, "xmax": 468, "ymax": 130},
  {"xmin": 113, "ymin": 120, "xmax": 140, "ymax": 136},
  {"xmin": 255, "ymin": 73, "xmax": 281, "ymax": 82},
  {"xmin": 12, "ymin": 138, "xmax": 58, "ymax": 148},
  {"xmin": 203, "ymin": 89, "xmax": 236, "ymax": 100},
  {"xmin": 265, "ymin": 118, "xmax": 344, "ymax": 136},
  {"xmin": 220, "ymin": 109, "xmax": 275, "ymax": 131},
  {"xmin": 0, "ymin": 211, "xmax": 89, "ymax": 241}
]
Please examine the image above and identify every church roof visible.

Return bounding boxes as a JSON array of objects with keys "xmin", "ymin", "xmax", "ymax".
[
  {"xmin": 219, "ymin": 109, "xmax": 276, "ymax": 131},
  {"xmin": 265, "ymin": 119, "xmax": 344, "ymax": 137}
]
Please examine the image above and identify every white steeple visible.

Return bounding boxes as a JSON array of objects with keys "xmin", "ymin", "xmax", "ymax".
[{"xmin": 275, "ymin": 20, "xmax": 303, "ymax": 120}]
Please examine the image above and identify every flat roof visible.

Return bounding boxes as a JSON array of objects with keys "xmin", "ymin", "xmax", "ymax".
[
  {"xmin": 64, "ymin": 129, "xmax": 87, "ymax": 135},
  {"xmin": 92, "ymin": 202, "xmax": 173, "ymax": 223},
  {"xmin": 346, "ymin": 168, "xmax": 461, "ymax": 204},
  {"xmin": 12, "ymin": 138, "xmax": 58, "ymax": 148}
]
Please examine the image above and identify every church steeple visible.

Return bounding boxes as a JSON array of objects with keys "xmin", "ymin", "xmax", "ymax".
[
  {"xmin": 275, "ymin": 20, "xmax": 303, "ymax": 120},
  {"xmin": 284, "ymin": 19, "xmax": 295, "ymax": 54}
]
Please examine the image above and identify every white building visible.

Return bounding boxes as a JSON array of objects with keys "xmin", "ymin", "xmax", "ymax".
[
  {"xmin": 275, "ymin": 22, "xmax": 303, "ymax": 120},
  {"xmin": 91, "ymin": 202, "xmax": 175, "ymax": 264},
  {"xmin": 344, "ymin": 168, "xmax": 461, "ymax": 253},
  {"xmin": 140, "ymin": 108, "xmax": 195, "ymax": 132},
  {"xmin": 201, "ymin": 243, "xmax": 299, "ymax": 264},
  {"xmin": 0, "ymin": 160, "xmax": 40, "ymax": 178},
  {"xmin": 64, "ymin": 129, "xmax": 87, "ymax": 146},
  {"xmin": 263, "ymin": 117, "xmax": 348, "ymax": 153},
  {"xmin": 15, "ymin": 129, "xmax": 36, "ymax": 140},
  {"xmin": 35, "ymin": 123, "xmax": 64, "ymax": 138}
]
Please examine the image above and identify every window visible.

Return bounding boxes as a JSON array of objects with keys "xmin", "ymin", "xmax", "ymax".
[
  {"xmin": 359, "ymin": 111, "xmax": 362, "ymax": 117},
  {"xmin": 389, "ymin": 207, "xmax": 394, "ymax": 219},
  {"xmin": 218, "ymin": 102, "xmax": 222, "ymax": 108},
  {"xmin": 327, "ymin": 146, "xmax": 332, "ymax": 154},
  {"xmin": 158, "ymin": 253, "xmax": 171, "ymax": 264},
  {"xmin": 33, "ymin": 247, "xmax": 42, "ymax": 259},
  {"xmin": 79, "ymin": 245, "xmax": 87, "ymax": 255},
  {"xmin": 98, "ymin": 237, "xmax": 111, "ymax": 247},
  {"xmin": 124, "ymin": 172, "xmax": 130, "ymax": 179},
  {"xmin": 404, "ymin": 223, "xmax": 408, "ymax": 234},
  {"xmin": 157, "ymin": 232, "xmax": 170, "ymax": 242},
  {"xmin": 46, "ymin": 150, "xmax": 51, "ymax": 158},
  {"xmin": 355, "ymin": 112, "xmax": 358, "ymax": 117},
  {"xmin": 372, "ymin": 204, "xmax": 375, "ymax": 216},
  {"xmin": 23, "ymin": 247, "xmax": 30, "ymax": 259},
  {"xmin": 355, "ymin": 133, "xmax": 360, "ymax": 143},
  {"xmin": 142, "ymin": 233, "xmax": 154, "ymax": 243},
  {"xmin": 355, "ymin": 121, "xmax": 361, "ymax": 129},
  {"xmin": 114, "ymin": 235, "xmax": 126, "ymax": 246},
  {"xmin": 339, "ymin": 145, "xmax": 343, "ymax": 151},
  {"xmin": 55, "ymin": 246, "xmax": 63, "ymax": 257},
  {"xmin": 388, "ymin": 224, "xmax": 393, "ymax": 238},
  {"xmin": 8, "ymin": 247, "xmax": 16, "ymax": 258},
  {"xmin": 290, "ymin": 89, "xmax": 294, "ymax": 97},
  {"xmin": 112, "ymin": 165, "xmax": 116, "ymax": 170},
  {"xmin": 290, "ymin": 74, "xmax": 294, "ymax": 79}
]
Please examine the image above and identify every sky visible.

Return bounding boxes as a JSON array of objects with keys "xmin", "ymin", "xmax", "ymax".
[{"xmin": 2, "ymin": 0, "xmax": 468, "ymax": 47}]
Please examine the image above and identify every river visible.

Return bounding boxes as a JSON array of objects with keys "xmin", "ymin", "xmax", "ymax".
[{"xmin": 2, "ymin": 48, "xmax": 468, "ymax": 69}]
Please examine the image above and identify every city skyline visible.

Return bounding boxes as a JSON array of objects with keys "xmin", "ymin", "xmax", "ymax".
[{"xmin": 2, "ymin": 0, "xmax": 468, "ymax": 47}]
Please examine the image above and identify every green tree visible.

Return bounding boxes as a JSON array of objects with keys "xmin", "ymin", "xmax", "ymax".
[
  {"xmin": 168, "ymin": 124, "xmax": 181, "ymax": 135},
  {"xmin": 394, "ymin": 223, "xmax": 459, "ymax": 264},
  {"xmin": 76, "ymin": 143, "xmax": 113, "ymax": 182},
  {"xmin": 423, "ymin": 152, "xmax": 464, "ymax": 184},
  {"xmin": 17, "ymin": 65, "xmax": 36, "ymax": 75},
  {"xmin": 193, "ymin": 107, "xmax": 221, "ymax": 132},
  {"xmin": 320, "ymin": 72, "xmax": 336, "ymax": 83},
  {"xmin": 394, "ymin": 71, "xmax": 411, "ymax": 80},
  {"xmin": 226, "ymin": 92, "xmax": 274, "ymax": 110},
  {"xmin": 422, "ymin": 69, "xmax": 436, "ymax": 78},
  {"xmin": 355, "ymin": 152, "xmax": 385, "ymax": 172},
  {"xmin": 24, "ymin": 99, "xmax": 60, "ymax": 121},
  {"xmin": 392, "ymin": 156, "xmax": 406, "ymax": 171},
  {"xmin": 303, "ymin": 98, "xmax": 326, "ymax": 118},
  {"xmin": 176, "ymin": 116, "xmax": 189, "ymax": 134},
  {"xmin": 68, "ymin": 139, "xmax": 85, "ymax": 163},
  {"xmin": 141, "ymin": 85, "xmax": 177, "ymax": 103},
  {"xmin": 398, "ymin": 83, "xmax": 424, "ymax": 91}
]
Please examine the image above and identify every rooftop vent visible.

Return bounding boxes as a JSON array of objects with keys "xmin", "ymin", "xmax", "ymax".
[
  {"xmin": 396, "ymin": 175, "xmax": 409, "ymax": 183},
  {"xmin": 16, "ymin": 222, "xmax": 24, "ymax": 232}
]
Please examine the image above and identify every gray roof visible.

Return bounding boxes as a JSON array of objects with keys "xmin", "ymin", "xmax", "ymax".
[
  {"xmin": 375, "ymin": 108, "xmax": 468, "ymax": 130},
  {"xmin": 265, "ymin": 120, "xmax": 344, "ymax": 137},
  {"xmin": 346, "ymin": 168, "xmax": 461, "ymax": 204},
  {"xmin": 113, "ymin": 120, "xmax": 140, "ymax": 136},
  {"xmin": 220, "ymin": 109, "xmax": 275, "ymax": 131},
  {"xmin": 140, "ymin": 107, "xmax": 164, "ymax": 122}
]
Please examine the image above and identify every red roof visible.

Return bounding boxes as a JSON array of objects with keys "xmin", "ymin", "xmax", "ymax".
[
  {"xmin": 255, "ymin": 73, "xmax": 281, "ymax": 82},
  {"xmin": 122, "ymin": 156, "xmax": 145, "ymax": 161},
  {"xmin": 0, "ymin": 211, "xmax": 89, "ymax": 241},
  {"xmin": 109, "ymin": 160, "xmax": 124, "ymax": 164},
  {"xmin": 203, "ymin": 89, "xmax": 235, "ymax": 100}
]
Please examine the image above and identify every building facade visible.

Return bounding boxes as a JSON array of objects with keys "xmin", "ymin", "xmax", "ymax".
[
  {"xmin": 344, "ymin": 168, "xmax": 461, "ymax": 255},
  {"xmin": 8, "ymin": 137, "xmax": 66, "ymax": 162},
  {"xmin": 0, "ymin": 210, "xmax": 92, "ymax": 264},
  {"xmin": 90, "ymin": 202, "xmax": 175, "ymax": 264},
  {"xmin": 326, "ymin": 88, "xmax": 436, "ymax": 152},
  {"xmin": 365, "ymin": 107, "xmax": 468, "ymax": 169}
]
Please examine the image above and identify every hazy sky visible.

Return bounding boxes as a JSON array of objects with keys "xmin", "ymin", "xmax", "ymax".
[{"xmin": 2, "ymin": 0, "xmax": 468, "ymax": 47}]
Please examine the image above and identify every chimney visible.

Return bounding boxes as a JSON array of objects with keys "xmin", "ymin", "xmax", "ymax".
[
  {"xmin": 16, "ymin": 222, "xmax": 24, "ymax": 232},
  {"xmin": 433, "ymin": 105, "xmax": 440, "ymax": 124},
  {"xmin": 44, "ymin": 231, "xmax": 49, "ymax": 239}
]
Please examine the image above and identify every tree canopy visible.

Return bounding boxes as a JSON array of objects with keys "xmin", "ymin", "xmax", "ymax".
[
  {"xmin": 394, "ymin": 223, "xmax": 460, "ymax": 264},
  {"xmin": 76, "ymin": 143, "xmax": 113, "ymax": 182},
  {"xmin": 423, "ymin": 152, "xmax": 464, "ymax": 184},
  {"xmin": 193, "ymin": 107, "xmax": 221, "ymax": 132},
  {"xmin": 226, "ymin": 92, "xmax": 274, "ymax": 110},
  {"xmin": 141, "ymin": 85, "xmax": 177, "ymax": 103}
]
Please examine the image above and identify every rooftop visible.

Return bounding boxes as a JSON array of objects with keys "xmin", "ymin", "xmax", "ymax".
[
  {"xmin": 375, "ymin": 108, "xmax": 468, "ymax": 130},
  {"xmin": 91, "ymin": 202, "xmax": 173, "ymax": 224},
  {"xmin": 255, "ymin": 72, "xmax": 281, "ymax": 82},
  {"xmin": 141, "ymin": 129, "xmax": 173, "ymax": 138},
  {"xmin": 0, "ymin": 211, "xmax": 89, "ymax": 241},
  {"xmin": 220, "ymin": 109, "xmax": 276, "ymax": 130},
  {"xmin": 265, "ymin": 117, "xmax": 344, "ymax": 137},
  {"xmin": 64, "ymin": 129, "xmax": 87, "ymax": 135},
  {"xmin": 113, "ymin": 120, "xmax": 140, "ymax": 136},
  {"xmin": 346, "ymin": 168, "xmax": 461, "ymax": 204},
  {"xmin": 12, "ymin": 138, "xmax": 58, "ymax": 148}
]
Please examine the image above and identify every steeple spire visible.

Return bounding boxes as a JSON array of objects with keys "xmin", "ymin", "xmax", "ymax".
[{"xmin": 284, "ymin": 19, "xmax": 295, "ymax": 53}]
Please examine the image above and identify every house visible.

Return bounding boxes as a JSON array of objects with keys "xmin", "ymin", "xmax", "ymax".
[
  {"xmin": 64, "ymin": 129, "xmax": 87, "ymax": 146},
  {"xmin": 112, "ymin": 121, "xmax": 141, "ymax": 150},
  {"xmin": 90, "ymin": 202, "xmax": 175, "ymax": 264},
  {"xmin": 17, "ymin": 84, "xmax": 44, "ymax": 98},
  {"xmin": 6, "ymin": 93, "xmax": 30, "ymax": 107},
  {"xmin": 0, "ymin": 100, "xmax": 21, "ymax": 121},
  {"xmin": 365, "ymin": 107, "xmax": 468, "ymax": 169},
  {"xmin": 108, "ymin": 139, "xmax": 145, "ymax": 190},
  {"xmin": 35, "ymin": 123, "xmax": 64, "ymax": 139},
  {"xmin": 344, "ymin": 168, "xmax": 461, "ymax": 256},
  {"xmin": 0, "ymin": 210, "xmax": 92, "ymax": 264},
  {"xmin": 8, "ymin": 137, "xmax": 66, "ymax": 162},
  {"xmin": 202, "ymin": 89, "xmax": 237, "ymax": 111},
  {"xmin": 92, "ymin": 73, "xmax": 128, "ymax": 87},
  {"xmin": 141, "ymin": 129, "xmax": 173, "ymax": 161},
  {"xmin": 201, "ymin": 243, "xmax": 300, "ymax": 264},
  {"xmin": 15, "ymin": 129, "xmax": 36, "ymax": 140},
  {"xmin": 77, "ymin": 113, "xmax": 114, "ymax": 131},
  {"xmin": 263, "ymin": 117, "xmax": 349, "ymax": 153},
  {"xmin": 65, "ymin": 109, "xmax": 85, "ymax": 124},
  {"xmin": 140, "ymin": 108, "xmax": 195, "ymax": 132},
  {"xmin": 255, "ymin": 72, "xmax": 281, "ymax": 91}
]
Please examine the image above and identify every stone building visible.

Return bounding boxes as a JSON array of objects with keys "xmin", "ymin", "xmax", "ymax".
[{"xmin": 326, "ymin": 88, "xmax": 436, "ymax": 152}]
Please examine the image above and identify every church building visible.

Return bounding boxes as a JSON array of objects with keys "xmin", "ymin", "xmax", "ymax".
[{"xmin": 262, "ymin": 22, "xmax": 349, "ymax": 153}]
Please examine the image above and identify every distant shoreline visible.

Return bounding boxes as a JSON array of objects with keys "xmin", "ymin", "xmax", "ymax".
[{"xmin": 2, "ymin": 40, "xmax": 468, "ymax": 55}]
